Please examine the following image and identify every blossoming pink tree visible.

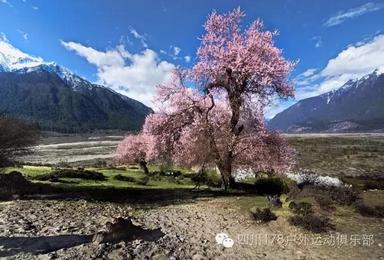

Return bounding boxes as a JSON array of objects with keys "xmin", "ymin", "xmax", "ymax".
[
  {"xmin": 116, "ymin": 8, "xmax": 295, "ymax": 189},
  {"xmin": 115, "ymin": 133, "xmax": 152, "ymax": 174}
]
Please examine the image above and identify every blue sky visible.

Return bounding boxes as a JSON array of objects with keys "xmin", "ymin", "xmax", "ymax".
[{"xmin": 1, "ymin": 0, "xmax": 384, "ymax": 117}]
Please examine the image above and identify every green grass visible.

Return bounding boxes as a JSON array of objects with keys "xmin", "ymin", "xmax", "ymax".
[
  {"xmin": 2, "ymin": 164, "xmax": 200, "ymax": 190},
  {"xmin": 5, "ymin": 165, "xmax": 52, "ymax": 177}
]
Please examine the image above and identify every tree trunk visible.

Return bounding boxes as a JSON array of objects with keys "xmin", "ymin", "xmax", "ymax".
[
  {"xmin": 217, "ymin": 161, "xmax": 235, "ymax": 190},
  {"xmin": 138, "ymin": 160, "xmax": 149, "ymax": 175}
]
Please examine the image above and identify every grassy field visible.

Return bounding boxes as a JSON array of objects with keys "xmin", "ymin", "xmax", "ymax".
[
  {"xmin": 288, "ymin": 134, "xmax": 384, "ymax": 177},
  {"xmin": 4, "ymin": 165, "xmax": 199, "ymax": 190},
  {"xmin": 4, "ymin": 133, "xmax": 383, "ymax": 191}
]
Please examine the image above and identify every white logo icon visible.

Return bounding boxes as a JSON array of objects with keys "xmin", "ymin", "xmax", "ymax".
[{"xmin": 215, "ymin": 233, "xmax": 234, "ymax": 248}]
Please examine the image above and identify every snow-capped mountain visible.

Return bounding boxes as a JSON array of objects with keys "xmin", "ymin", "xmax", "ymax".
[
  {"xmin": 268, "ymin": 71, "xmax": 384, "ymax": 132},
  {"xmin": 0, "ymin": 37, "xmax": 44, "ymax": 71},
  {"xmin": 0, "ymin": 37, "xmax": 152, "ymax": 132},
  {"xmin": 0, "ymin": 36, "xmax": 97, "ymax": 90}
]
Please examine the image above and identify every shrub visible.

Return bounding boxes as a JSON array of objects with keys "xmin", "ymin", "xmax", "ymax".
[
  {"xmin": 252, "ymin": 208, "xmax": 278, "ymax": 223},
  {"xmin": 113, "ymin": 174, "xmax": 135, "ymax": 182},
  {"xmin": 289, "ymin": 201, "xmax": 313, "ymax": 216},
  {"xmin": 355, "ymin": 201, "xmax": 384, "ymax": 218},
  {"xmin": 35, "ymin": 169, "xmax": 106, "ymax": 181},
  {"xmin": 0, "ymin": 171, "xmax": 35, "ymax": 195},
  {"xmin": 192, "ymin": 170, "xmax": 222, "ymax": 188},
  {"xmin": 302, "ymin": 185, "xmax": 358, "ymax": 206},
  {"xmin": 316, "ymin": 196, "xmax": 336, "ymax": 211},
  {"xmin": 254, "ymin": 177, "xmax": 289, "ymax": 195},
  {"xmin": 289, "ymin": 214, "xmax": 334, "ymax": 233},
  {"xmin": 363, "ymin": 181, "xmax": 384, "ymax": 190},
  {"xmin": 163, "ymin": 170, "xmax": 182, "ymax": 177},
  {"xmin": 320, "ymin": 186, "xmax": 358, "ymax": 205}
]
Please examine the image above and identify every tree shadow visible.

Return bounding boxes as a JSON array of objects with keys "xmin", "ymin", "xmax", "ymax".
[
  {"xmin": 0, "ymin": 234, "xmax": 93, "ymax": 257},
  {"xmin": 0, "ymin": 218, "xmax": 165, "ymax": 257},
  {"xmin": 0, "ymin": 171, "xmax": 261, "ymax": 207}
]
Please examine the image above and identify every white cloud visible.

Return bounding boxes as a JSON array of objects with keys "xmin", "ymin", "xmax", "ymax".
[
  {"xmin": 173, "ymin": 46, "xmax": 181, "ymax": 56},
  {"xmin": 318, "ymin": 34, "xmax": 384, "ymax": 92},
  {"xmin": 184, "ymin": 55, "xmax": 191, "ymax": 63},
  {"xmin": 32, "ymin": 5, "xmax": 39, "ymax": 10},
  {"xmin": 61, "ymin": 41, "xmax": 176, "ymax": 106},
  {"xmin": 298, "ymin": 34, "xmax": 384, "ymax": 97},
  {"xmin": 322, "ymin": 34, "xmax": 384, "ymax": 76},
  {"xmin": 293, "ymin": 68, "xmax": 319, "ymax": 87},
  {"xmin": 301, "ymin": 68, "xmax": 317, "ymax": 77},
  {"xmin": 17, "ymin": 30, "xmax": 28, "ymax": 40},
  {"xmin": 129, "ymin": 27, "xmax": 148, "ymax": 48},
  {"xmin": 312, "ymin": 36, "xmax": 322, "ymax": 48},
  {"xmin": 324, "ymin": 2, "xmax": 384, "ymax": 27}
]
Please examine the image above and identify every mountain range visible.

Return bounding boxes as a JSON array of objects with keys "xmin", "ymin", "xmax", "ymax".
[
  {"xmin": 0, "ymin": 38, "xmax": 152, "ymax": 132},
  {"xmin": 268, "ymin": 70, "xmax": 384, "ymax": 133}
]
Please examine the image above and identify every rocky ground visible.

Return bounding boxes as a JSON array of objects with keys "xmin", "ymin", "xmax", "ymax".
[{"xmin": 0, "ymin": 198, "xmax": 383, "ymax": 260}]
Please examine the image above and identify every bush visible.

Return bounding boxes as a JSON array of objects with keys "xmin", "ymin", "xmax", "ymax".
[
  {"xmin": 35, "ymin": 169, "xmax": 106, "ymax": 181},
  {"xmin": 0, "ymin": 171, "xmax": 35, "ymax": 195},
  {"xmin": 355, "ymin": 201, "xmax": 384, "ymax": 218},
  {"xmin": 113, "ymin": 174, "xmax": 135, "ymax": 182},
  {"xmin": 363, "ymin": 181, "xmax": 384, "ymax": 190},
  {"xmin": 289, "ymin": 201, "xmax": 313, "ymax": 216},
  {"xmin": 252, "ymin": 208, "xmax": 278, "ymax": 223},
  {"xmin": 192, "ymin": 170, "xmax": 222, "ymax": 188},
  {"xmin": 342, "ymin": 174, "xmax": 384, "ymax": 191},
  {"xmin": 163, "ymin": 170, "xmax": 182, "ymax": 177},
  {"xmin": 316, "ymin": 196, "xmax": 336, "ymax": 211},
  {"xmin": 254, "ymin": 177, "xmax": 289, "ymax": 195},
  {"xmin": 302, "ymin": 185, "xmax": 358, "ymax": 205},
  {"xmin": 152, "ymin": 170, "xmax": 182, "ymax": 177},
  {"xmin": 288, "ymin": 214, "xmax": 334, "ymax": 233}
]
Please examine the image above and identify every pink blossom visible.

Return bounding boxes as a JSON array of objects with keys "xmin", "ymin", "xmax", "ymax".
[{"xmin": 116, "ymin": 9, "xmax": 296, "ymax": 189}]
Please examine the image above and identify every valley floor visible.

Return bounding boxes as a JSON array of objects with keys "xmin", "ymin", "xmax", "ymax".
[{"xmin": 1, "ymin": 133, "xmax": 383, "ymax": 259}]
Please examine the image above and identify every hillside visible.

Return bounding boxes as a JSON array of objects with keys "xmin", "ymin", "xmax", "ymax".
[
  {"xmin": 268, "ymin": 71, "xmax": 384, "ymax": 132},
  {"xmin": 0, "ymin": 40, "xmax": 152, "ymax": 132}
]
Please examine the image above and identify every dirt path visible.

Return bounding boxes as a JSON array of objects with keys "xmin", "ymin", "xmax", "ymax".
[{"xmin": 0, "ymin": 199, "xmax": 382, "ymax": 259}]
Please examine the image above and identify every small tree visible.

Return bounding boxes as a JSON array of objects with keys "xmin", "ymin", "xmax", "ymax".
[
  {"xmin": 115, "ymin": 133, "xmax": 151, "ymax": 174},
  {"xmin": 0, "ymin": 115, "xmax": 40, "ymax": 167}
]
